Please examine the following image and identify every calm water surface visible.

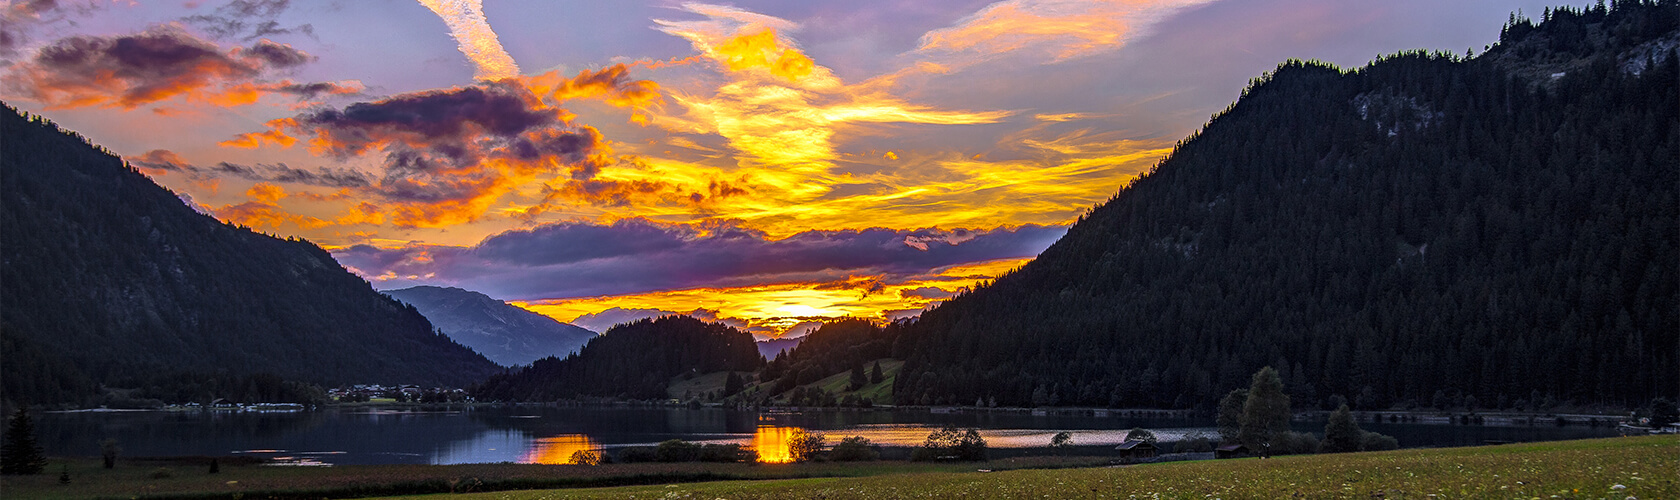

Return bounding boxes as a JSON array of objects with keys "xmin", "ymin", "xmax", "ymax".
[{"xmin": 34, "ymin": 407, "xmax": 1621, "ymax": 465}]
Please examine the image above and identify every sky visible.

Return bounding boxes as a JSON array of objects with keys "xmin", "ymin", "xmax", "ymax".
[{"xmin": 1, "ymin": 0, "xmax": 1583, "ymax": 338}]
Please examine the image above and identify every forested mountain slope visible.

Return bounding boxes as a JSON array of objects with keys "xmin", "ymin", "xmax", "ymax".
[
  {"xmin": 893, "ymin": 2, "xmax": 1678, "ymax": 410},
  {"xmin": 384, "ymin": 286, "xmax": 596, "ymax": 367},
  {"xmin": 473, "ymin": 316, "xmax": 763, "ymax": 401},
  {"xmin": 0, "ymin": 105, "xmax": 500, "ymax": 407}
]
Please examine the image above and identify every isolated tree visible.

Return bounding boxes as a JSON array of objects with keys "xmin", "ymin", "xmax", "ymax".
[
  {"xmin": 1, "ymin": 408, "xmax": 48, "ymax": 475},
  {"xmin": 1321, "ymin": 404, "xmax": 1363, "ymax": 453},
  {"xmin": 1216, "ymin": 388, "xmax": 1248, "ymax": 443},
  {"xmin": 1124, "ymin": 428, "xmax": 1158, "ymax": 444},
  {"xmin": 787, "ymin": 429, "xmax": 826, "ymax": 463},
  {"xmin": 869, "ymin": 361, "xmax": 884, "ymax": 384},
  {"xmin": 1239, "ymin": 367, "xmax": 1291, "ymax": 450},
  {"xmin": 849, "ymin": 363, "xmax": 867, "ymax": 391}
]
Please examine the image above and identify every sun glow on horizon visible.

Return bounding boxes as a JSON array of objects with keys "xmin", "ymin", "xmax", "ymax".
[{"xmin": 513, "ymin": 257, "xmax": 1033, "ymax": 337}]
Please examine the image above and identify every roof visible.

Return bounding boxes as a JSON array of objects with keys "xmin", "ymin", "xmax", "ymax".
[
  {"xmin": 1216, "ymin": 444, "xmax": 1248, "ymax": 452},
  {"xmin": 1115, "ymin": 440, "xmax": 1157, "ymax": 450}
]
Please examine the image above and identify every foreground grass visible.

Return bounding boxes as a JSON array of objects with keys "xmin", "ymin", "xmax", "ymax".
[
  {"xmin": 428, "ymin": 436, "xmax": 1676, "ymax": 500},
  {"xmin": 0, "ymin": 454, "xmax": 1105, "ymax": 499}
]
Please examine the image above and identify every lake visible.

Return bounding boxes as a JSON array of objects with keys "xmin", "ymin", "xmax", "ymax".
[{"xmin": 34, "ymin": 406, "xmax": 1622, "ymax": 466}]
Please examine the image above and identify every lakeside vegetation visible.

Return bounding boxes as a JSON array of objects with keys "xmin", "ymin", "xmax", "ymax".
[
  {"xmin": 444, "ymin": 436, "xmax": 1680, "ymax": 499},
  {"xmin": 0, "ymin": 436, "xmax": 1668, "ymax": 499}
]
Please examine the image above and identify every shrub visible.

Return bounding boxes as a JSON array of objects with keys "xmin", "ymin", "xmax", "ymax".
[
  {"xmin": 1050, "ymin": 431, "xmax": 1073, "ymax": 450},
  {"xmin": 566, "ymin": 450, "xmax": 601, "ymax": 466},
  {"xmin": 829, "ymin": 436, "xmax": 879, "ymax": 461},
  {"xmin": 696, "ymin": 443, "xmax": 756, "ymax": 463},
  {"xmin": 1271, "ymin": 431, "xmax": 1320, "ymax": 455},
  {"xmin": 787, "ymin": 429, "xmax": 826, "ymax": 463},
  {"xmin": 1322, "ymin": 405, "xmax": 1363, "ymax": 453},
  {"xmin": 1174, "ymin": 432, "xmax": 1215, "ymax": 453},
  {"xmin": 911, "ymin": 427, "xmax": 987, "ymax": 461},
  {"xmin": 616, "ymin": 446, "xmax": 657, "ymax": 463},
  {"xmin": 655, "ymin": 440, "xmax": 701, "ymax": 462},
  {"xmin": 1359, "ymin": 431, "xmax": 1399, "ymax": 451},
  {"xmin": 148, "ymin": 467, "xmax": 173, "ymax": 479}
]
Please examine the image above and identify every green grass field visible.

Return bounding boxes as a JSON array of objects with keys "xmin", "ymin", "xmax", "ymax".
[{"xmin": 430, "ymin": 436, "xmax": 1676, "ymax": 500}]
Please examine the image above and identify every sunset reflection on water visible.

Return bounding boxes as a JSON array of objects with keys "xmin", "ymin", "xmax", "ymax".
[
  {"xmin": 752, "ymin": 425, "xmax": 797, "ymax": 463},
  {"xmin": 522, "ymin": 434, "xmax": 601, "ymax": 464}
]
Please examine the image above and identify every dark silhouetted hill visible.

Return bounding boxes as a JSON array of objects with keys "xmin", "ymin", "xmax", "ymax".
[
  {"xmin": 892, "ymin": 2, "xmax": 1677, "ymax": 410},
  {"xmin": 0, "ymin": 105, "xmax": 500, "ymax": 407},
  {"xmin": 474, "ymin": 315, "xmax": 762, "ymax": 401}
]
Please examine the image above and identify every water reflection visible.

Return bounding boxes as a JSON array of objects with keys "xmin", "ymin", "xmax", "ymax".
[
  {"xmin": 524, "ymin": 434, "xmax": 601, "ymax": 464},
  {"xmin": 32, "ymin": 407, "xmax": 1624, "ymax": 466},
  {"xmin": 752, "ymin": 426, "xmax": 797, "ymax": 463}
]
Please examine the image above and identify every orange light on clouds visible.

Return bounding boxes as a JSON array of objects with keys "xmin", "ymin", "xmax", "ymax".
[
  {"xmin": 521, "ymin": 434, "xmax": 601, "ymax": 464},
  {"xmin": 515, "ymin": 257, "xmax": 1032, "ymax": 336}
]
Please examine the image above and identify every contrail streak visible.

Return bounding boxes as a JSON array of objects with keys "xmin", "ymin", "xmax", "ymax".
[{"xmin": 417, "ymin": 0, "xmax": 521, "ymax": 80}]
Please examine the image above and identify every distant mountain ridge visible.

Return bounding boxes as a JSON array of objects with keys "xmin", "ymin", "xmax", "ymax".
[
  {"xmin": 0, "ymin": 104, "xmax": 500, "ymax": 407},
  {"xmin": 383, "ymin": 286, "xmax": 596, "ymax": 367}
]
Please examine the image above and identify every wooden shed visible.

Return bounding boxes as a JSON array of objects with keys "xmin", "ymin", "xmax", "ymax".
[
  {"xmin": 1215, "ymin": 443, "xmax": 1250, "ymax": 459},
  {"xmin": 1115, "ymin": 440, "xmax": 1158, "ymax": 459}
]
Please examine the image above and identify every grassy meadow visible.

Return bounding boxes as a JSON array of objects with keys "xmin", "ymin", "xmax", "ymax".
[{"xmin": 433, "ymin": 436, "xmax": 1676, "ymax": 500}]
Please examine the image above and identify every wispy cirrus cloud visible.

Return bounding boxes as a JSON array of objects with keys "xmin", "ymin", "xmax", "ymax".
[
  {"xmin": 416, "ymin": 0, "xmax": 520, "ymax": 80},
  {"xmin": 909, "ymin": 0, "xmax": 1215, "ymax": 70}
]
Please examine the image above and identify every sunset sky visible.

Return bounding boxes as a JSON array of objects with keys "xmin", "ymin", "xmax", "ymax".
[{"xmin": 1, "ymin": 0, "xmax": 1579, "ymax": 337}]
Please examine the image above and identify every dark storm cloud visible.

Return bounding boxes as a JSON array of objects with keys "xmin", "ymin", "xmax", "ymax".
[
  {"xmin": 4, "ymin": 25, "xmax": 317, "ymax": 108},
  {"xmin": 332, "ymin": 219, "xmax": 1068, "ymax": 300},
  {"xmin": 293, "ymin": 82, "xmax": 557, "ymax": 161}
]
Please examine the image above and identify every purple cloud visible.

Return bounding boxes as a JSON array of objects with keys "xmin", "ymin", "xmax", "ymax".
[{"xmin": 336, "ymin": 218, "xmax": 1066, "ymax": 300}]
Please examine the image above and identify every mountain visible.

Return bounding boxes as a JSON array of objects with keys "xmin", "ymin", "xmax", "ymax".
[
  {"xmin": 474, "ymin": 315, "xmax": 763, "ymax": 401},
  {"xmin": 383, "ymin": 286, "xmax": 596, "ymax": 367},
  {"xmin": 892, "ymin": 2, "xmax": 1677, "ymax": 410},
  {"xmin": 757, "ymin": 336, "xmax": 803, "ymax": 359},
  {"xmin": 0, "ymin": 105, "xmax": 501, "ymax": 407}
]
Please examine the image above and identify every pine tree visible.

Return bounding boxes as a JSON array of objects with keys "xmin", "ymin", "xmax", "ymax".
[
  {"xmin": 869, "ymin": 361, "xmax": 884, "ymax": 384},
  {"xmin": 1322, "ymin": 404, "xmax": 1363, "ymax": 453},
  {"xmin": 722, "ymin": 372, "xmax": 744, "ymax": 397},
  {"xmin": 1239, "ymin": 367, "xmax": 1291, "ymax": 451},
  {"xmin": 1, "ymin": 408, "xmax": 48, "ymax": 475},
  {"xmin": 848, "ymin": 363, "xmax": 867, "ymax": 391}
]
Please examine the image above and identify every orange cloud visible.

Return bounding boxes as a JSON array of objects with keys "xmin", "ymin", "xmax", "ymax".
[
  {"xmin": 712, "ymin": 29, "xmax": 814, "ymax": 81},
  {"xmin": 246, "ymin": 182, "xmax": 287, "ymax": 203},
  {"xmin": 522, "ymin": 64, "xmax": 663, "ymax": 109}
]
